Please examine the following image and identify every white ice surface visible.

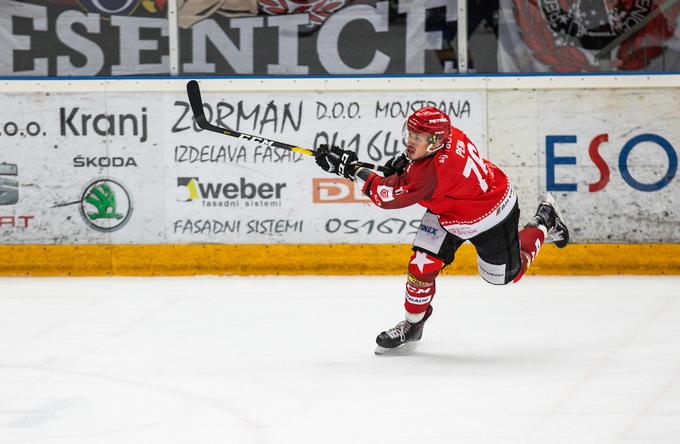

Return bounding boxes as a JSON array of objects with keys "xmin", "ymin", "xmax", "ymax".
[{"xmin": 0, "ymin": 275, "xmax": 679, "ymax": 444}]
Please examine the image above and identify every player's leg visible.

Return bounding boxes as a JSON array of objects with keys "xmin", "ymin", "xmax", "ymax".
[
  {"xmin": 526, "ymin": 193, "xmax": 569, "ymax": 248},
  {"xmin": 470, "ymin": 203, "xmax": 523, "ymax": 285},
  {"xmin": 375, "ymin": 211, "xmax": 464, "ymax": 354},
  {"xmin": 404, "ymin": 211, "xmax": 464, "ymax": 319},
  {"xmin": 472, "ymin": 194, "xmax": 570, "ymax": 284},
  {"xmin": 514, "ymin": 193, "xmax": 570, "ymax": 281}
]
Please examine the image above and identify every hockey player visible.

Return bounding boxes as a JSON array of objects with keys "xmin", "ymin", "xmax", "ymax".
[{"xmin": 314, "ymin": 106, "xmax": 569, "ymax": 354}]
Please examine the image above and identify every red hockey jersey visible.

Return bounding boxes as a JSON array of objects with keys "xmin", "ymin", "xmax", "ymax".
[{"xmin": 362, "ymin": 126, "xmax": 516, "ymax": 239}]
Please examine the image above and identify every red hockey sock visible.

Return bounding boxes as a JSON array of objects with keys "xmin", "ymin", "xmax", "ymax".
[
  {"xmin": 513, "ymin": 226, "xmax": 546, "ymax": 283},
  {"xmin": 405, "ymin": 251, "xmax": 444, "ymax": 321}
]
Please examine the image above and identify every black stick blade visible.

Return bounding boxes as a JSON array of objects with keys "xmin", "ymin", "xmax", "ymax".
[
  {"xmin": 183, "ymin": 80, "xmax": 318, "ymax": 159},
  {"xmin": 186, "ymin": 80, "xmax": 209, "ymax": 128}
]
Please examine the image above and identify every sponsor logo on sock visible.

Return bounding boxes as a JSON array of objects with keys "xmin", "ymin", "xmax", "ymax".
[
  {"xmin": 407, "ymin": 273, "xmax": 429, "ymax": 286},
  {"xmin": 405, "ymin": 293, "xmax": 432, "ymax": 305}
]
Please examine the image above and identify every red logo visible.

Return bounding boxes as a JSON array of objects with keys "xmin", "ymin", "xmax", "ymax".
[
  {"xmin": 312, "ymin": 178, "xmax": 369, "ymax": 203},
  {"xmin": 0, "ymin": 216, "xmax": 34, "ymax": 228},
  {"xmin": 376, "ymin": 185, "xmax": 395, "ymax": 202}
]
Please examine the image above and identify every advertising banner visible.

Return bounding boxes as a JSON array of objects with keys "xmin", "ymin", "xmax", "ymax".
[
  {"xmin": 0, "ymin": 87, "xmax": 484, "ymax": 244},
  {"xmin": 537, "ymin": 88, "xmax": 680, "ymax": 242},
  {"xmin": 2, "ymin": 83, "xmax": 678, "ymax": 245},
  {"xmin": 166, "ymin": 89, "xmax": 485, "ymax": 243},
  {"xmin": 498, "ymin": 0, "xmax": 680, "ymax": 73},
  {"xmin": 178, "ymin": 0, "xmax": 460, "ymax": 75},
  {"xmin": 0, "ymin": 0, "xmax": 170, "ymax": 76},
  {"xmin": 0, "ymin": 0, "xmax": 460, "ymax": 77},
  {"xmin": 0, "ymin": 90, "xmax": 166, "ymax": 244}
]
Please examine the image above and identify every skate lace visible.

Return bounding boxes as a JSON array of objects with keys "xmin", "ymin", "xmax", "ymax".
[
  {"xmin": 548, "ymin": 224, "xmax": 564, "ymax": 242},
  {"xmin": 549, "ymin": 230, "xmax": 564, "ymax": 241},
  {"xmin": 386, "ymin": 321, "xmax": 410, "ymax": 342}
]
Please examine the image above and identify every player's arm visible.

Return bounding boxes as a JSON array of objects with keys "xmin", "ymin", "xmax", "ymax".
[
  {"xmin": 355, "ymin": 167, "xmax": 434, "ymax": 209},
  {"xmin": 314, "ymin": 145, "xmax": 435, "ymax": 209}
]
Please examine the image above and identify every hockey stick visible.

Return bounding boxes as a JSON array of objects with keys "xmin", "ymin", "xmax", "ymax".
[{"xmin": 186, "ymin": 80, "xmax": 389, "ymax": 173}]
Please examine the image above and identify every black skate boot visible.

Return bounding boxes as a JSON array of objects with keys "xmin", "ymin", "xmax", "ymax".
[
  {"xmin": 527, "ymin": 193, "xmax": 569, "ymax": 248},
  {"xmin": 375, "ymin": 305, "xmax": 433, "ymax": 355}
]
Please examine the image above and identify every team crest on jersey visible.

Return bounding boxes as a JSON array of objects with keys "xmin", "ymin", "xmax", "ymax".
[
  {"xmin": 376, "ymin": 185, "xmax": 395, "ymax": 202},
  {"xmin": 513, "ymin": 0, "xmax": 680, "ymax": 71}
]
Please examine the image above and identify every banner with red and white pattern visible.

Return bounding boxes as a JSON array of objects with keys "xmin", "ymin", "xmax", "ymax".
[{"xmin": 498, "ymin": 0, "xmax": 680, "ymax": 73}]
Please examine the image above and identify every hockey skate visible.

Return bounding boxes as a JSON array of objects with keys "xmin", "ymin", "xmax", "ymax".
[
  {"xmin": 527, "ymin": 193, "xmax": 569, "ymax": 248},
  {"xmin": 375, "ymin": 306, "xmax": 433, "ymax": 355}
]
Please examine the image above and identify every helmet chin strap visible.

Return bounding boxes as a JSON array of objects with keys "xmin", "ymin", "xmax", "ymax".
[{"xmin": 425, "ymin": 135, "xmax": 444, "ymax": 153}]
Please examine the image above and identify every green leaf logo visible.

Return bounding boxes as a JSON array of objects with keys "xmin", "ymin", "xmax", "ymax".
[
  {"xmin": 80, "ymin": 179, "xmax": 132, "ymax": 232},
  {"xmin": 85, "ymin": 183, "xmax": 123, "ymax": 221}
]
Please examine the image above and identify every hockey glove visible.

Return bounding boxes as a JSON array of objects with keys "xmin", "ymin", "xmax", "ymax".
[
  {"xmin": 314, "ymin": 144, "xmax": 359, "ymax": 180},
  {"xmin": 382, "ymin": 153, "xmax": 409, "ymax": 176}
]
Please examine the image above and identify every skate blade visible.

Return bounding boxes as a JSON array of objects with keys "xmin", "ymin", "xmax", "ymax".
[{"xmin": 374, "ymin": 341, "xmax": 419, "ymax": 355}]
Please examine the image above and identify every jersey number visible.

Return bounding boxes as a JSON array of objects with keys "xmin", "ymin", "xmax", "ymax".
[{"xmin": 459, "ymin": 140, "xmax": 488, "ymax": 192}]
